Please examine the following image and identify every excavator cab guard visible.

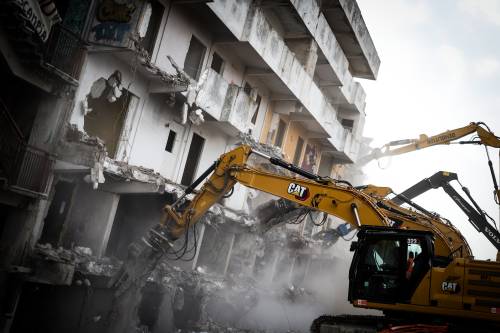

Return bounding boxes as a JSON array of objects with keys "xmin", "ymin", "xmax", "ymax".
[{"xmin": 349, "ymin": 227, "xmax": 434, "ymax": 305}]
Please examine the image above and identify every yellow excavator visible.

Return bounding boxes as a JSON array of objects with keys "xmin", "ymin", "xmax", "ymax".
[
  {"xmin": 358, "ymin": 122, "xmax": 500, "ymax": 205},
  {"xmin": 140, "ymin": 143, "xmax": 500, "ymax": 332}
]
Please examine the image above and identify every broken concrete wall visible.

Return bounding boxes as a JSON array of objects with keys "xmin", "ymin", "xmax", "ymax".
[
  {"xmin": 125, "ymin": 93, "xmax": 186, "ymax": 180},
  {"xmin": 70, "ymin": 52, "xmax": 149, "ymax": 133},
  {"xmin": 210, "ymin": 43, "xmax": 246, "ymax": 86},
  {"xmin": 154, "ymin": 3, "xmax": 213, "ymax": 76},
  {"xmin": 61, "ymin": 183, "xmax": 120, "ymax": 257}
]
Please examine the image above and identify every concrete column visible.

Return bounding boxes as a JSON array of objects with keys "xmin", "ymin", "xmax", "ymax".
[
  {"xmin": 269, "ymin": 251, "xmax": 281, "ymax": 284},
  {"xmin": 191, "ymin": 224, "xmax": 206, "ymax": 270},
  {"xmin": 222, "ymin": 233, "xmax": 236, "ymax": 276}
]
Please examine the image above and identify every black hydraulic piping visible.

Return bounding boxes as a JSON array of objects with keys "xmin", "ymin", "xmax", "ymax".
[
  {"xmin": 392, "ymin": 171, "xmax": 500, "ymax": 251},
  {"xmin": 172, "ymin": 161, "xmax": 217, "ymax": 208}
]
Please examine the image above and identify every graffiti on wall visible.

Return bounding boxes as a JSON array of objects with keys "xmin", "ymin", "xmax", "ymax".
[
  {"xmin": 88, "ymin": 0, "xmax": 139, "ymax": 47},
  {"xmin": 13, "ymin": 0, "xmax": 61, "ymax": 42},
  {"xmin": 301, "ymin": 143, "xmax": 318, "ymax": 173}
]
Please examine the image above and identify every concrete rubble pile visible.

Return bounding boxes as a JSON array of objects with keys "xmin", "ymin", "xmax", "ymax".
[{"xmin": 31, "ymin": 243, "xmax": 122, "ymax": 285}]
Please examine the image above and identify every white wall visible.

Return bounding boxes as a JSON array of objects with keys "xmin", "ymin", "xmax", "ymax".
[
  {"xmin": 154, "ymin": 4, "xmax": 213, "ymax": 76},
  {"xmin": 173, "ymin": 121, "xmax": 230, "ymax": 184},
  {"xmin": 70, "ymin": 52, "xmax": 149, "ymax": 131}
]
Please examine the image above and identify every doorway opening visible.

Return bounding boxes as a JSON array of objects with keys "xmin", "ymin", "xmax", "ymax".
[
  {"xmin": 39, "ymin": 180, "xmax": 75, "ymax": 246},
  {"xmin": 181, "ymin": 133, "xmax": 205, "ymax": 186}
]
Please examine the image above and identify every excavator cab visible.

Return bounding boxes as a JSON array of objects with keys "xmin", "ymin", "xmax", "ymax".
[{"xmin": 348, "ymin": 226, "xmax": 434, "ymax": 305}]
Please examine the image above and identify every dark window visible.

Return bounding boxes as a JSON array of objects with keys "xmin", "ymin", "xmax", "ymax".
[
  {"xmin": 275, "ymin": 119, "xmax": 287, "ymax": 148},
  {"xmin": 165, "ymin": 130, "xmax": 176, "ymax": 153},
  {"xmin": 341, "ymin": 118, "xmax": 354, "ymax": 132},
  {"xmin": 140, "ymin": 1, "xmax": 164, "ymax": 54},
  {"xmin": 210, "ymin": 52, "xmax": 224, "ymax": 74},
  {"xmin": 181, "ymin": 133, "xmax": 205, "ymax": 186},
  {"xmin": 293, "ymin": 136, "xmax": 304, "ymax": 165},
  {"xmin": 243, "ymin": 82, "xmax": 252, "ymax": 95},
  {"xmin": 184, "ymin": 36, "xmax": 206, "ymax": 80},
  {"xmin": 251, "ymin": 95, "xmax": 262, "ymax": 124}
]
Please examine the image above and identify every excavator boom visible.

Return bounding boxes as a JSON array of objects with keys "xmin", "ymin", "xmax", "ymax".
[
  {"xmin": 129, "ymin": 143, "xmax": 500, "ymax": 331},
  {"xmin": 358, "ymin": 122, "xmax": 500, "ymax": 204},
  {"xmin": 360, "ymin": 122, "xmax": 500, "ymax": 161},
  {"xmin": 153, "ymin": 145, "xmax": 470, "ymax": 259}
]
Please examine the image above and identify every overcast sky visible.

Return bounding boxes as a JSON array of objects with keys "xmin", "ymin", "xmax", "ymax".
[{"xmin": 357, "ymin": 0, "xmax": 500, "ymax": 260}]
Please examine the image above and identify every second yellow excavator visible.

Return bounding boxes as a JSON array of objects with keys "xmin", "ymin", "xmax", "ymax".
[
  {"xmin": 358, "ymin": 122, "xmax": 500, "ymax": 205},
  {"xmin": 142, "ymin": 144, "xmax": 500, "ymax": 332}
]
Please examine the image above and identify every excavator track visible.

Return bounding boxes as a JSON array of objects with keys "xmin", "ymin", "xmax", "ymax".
[
  {"xmin": 310, "ymin": 315, "xmax": 385, "ymax": 333},
  {"xmin": 310, "ymin": 314, "xmax": 499, "ymax": 333}
]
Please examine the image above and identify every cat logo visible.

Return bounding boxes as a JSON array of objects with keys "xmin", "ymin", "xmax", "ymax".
[
  {"xmin": 441, "ymin": 281, "xmax": 460, "ymax": 294},
  {"xmin": 287, "ymin": 183, "xmax": 310, "ymax": 201}
]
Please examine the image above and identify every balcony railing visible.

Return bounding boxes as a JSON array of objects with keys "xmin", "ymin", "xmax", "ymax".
[
  {"xmin": 0, "ymin": 102, "xmax": 54, "ymax": 197},
  {"xmin": 43, "ymin": 25, "xmax": 86, "ymax": 84}
]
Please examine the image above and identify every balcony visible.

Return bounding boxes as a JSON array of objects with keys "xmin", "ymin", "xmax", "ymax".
[
  {"xmin": 325, "ymin": 120, "xmax": 360, "ymax": 163},
  {"xmin": 195, "ymin": 68, "xmax": 259, "ymax": 136},
  {"xmin": 42, "ymin": 25, "xmax": 87, "ymax": 85},
  {"xmin": 0, "ymin": 104, "xmax": 53, "ymax": 197}
]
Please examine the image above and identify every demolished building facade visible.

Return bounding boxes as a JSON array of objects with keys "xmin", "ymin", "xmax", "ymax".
[{"xmin": 0, "ymin": 0, "xmax": 379, "ymax": 332}]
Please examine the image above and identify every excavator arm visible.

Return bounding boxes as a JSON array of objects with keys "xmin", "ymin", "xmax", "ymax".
[
  {"xmin": 360, "ymin": 122, "xmax": 500, "ymax": 164},
  {"xmin": 156, "ymin": 145, "xmax": 390, "ymax": 242},
  {"xmin": 114, "ymin": 144, "xmax": 500, "ymax": 329},
  {"xmin": 146, "ymin": 145, "xmax": 471, "ymax": 260},
  {"xmin": 392, "ymin": 171, "xmax": 500, "ymax": 252},
  {"xmin": 358, "ymin": 122, "xmax": 500, "ymax": 204}
]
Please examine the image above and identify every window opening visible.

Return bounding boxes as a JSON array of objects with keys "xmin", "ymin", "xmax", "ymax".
[
  {"xmin": 165, "ymin": 130, "xmax": 177, "ymax": 153},
  {"xmin": 184, "ymin": 36, "xmax": 206, "ymax": 80},
  {"xmin": 274, "ymin": 119, "xmax": 287, "ymax": 148},
  {"xmin": 364, "ymin": 239, "xmax": 401, "ymax": 272},
  {"xmin": 181, "ymin": 133, "xmax": 205, "ymax": 186},
  {"xmin": 139, "ymin": 1, "xmax": 164, "ymax": 54},
  {"xmin": 293, "ymin": 136, "xmax": 304, "ymax": 165},
  {"xmin": 210, "ymin": 52, "xmax": 224, "ymax": 74},
  {"xmin": 341, "ymin": 118, "xmax": 354, "ymax": 132},
  {"xmin": 243, "ymin": 82, "xmax": 252, "ymax": 95}
]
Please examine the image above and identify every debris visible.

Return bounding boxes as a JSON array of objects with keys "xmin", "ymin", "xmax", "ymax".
[{"xmin": 32, "ymin": 243, "xmax": 122, "ymax": 281}]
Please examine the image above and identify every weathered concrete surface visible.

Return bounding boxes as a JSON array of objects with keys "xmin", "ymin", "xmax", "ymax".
[
  {"xmin": 289, "ymin": 0, "xmax": 370, "ymax": 109},
  {"xmin": 322, "ymin": 0, "xmax": 381, "ymax": 79},
  {"xmin": 290, "ymin": 0, "xmax": 380, "ymax": 80},
  {"xmin": 195, "ymin": 68, "xmax": 259, "ymax": 136},
  {"xmin": 208, "ymin": 0, "xmax": 361, "ymax": 161}
]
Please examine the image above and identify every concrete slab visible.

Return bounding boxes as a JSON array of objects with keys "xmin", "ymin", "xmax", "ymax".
[{"xmin": 321, "ymin": 0, "xmax": 380, "ymax": 79}]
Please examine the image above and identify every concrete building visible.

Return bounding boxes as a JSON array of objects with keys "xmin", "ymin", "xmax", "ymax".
[{"xmin": 0, "ymin": 0, "xmax": 379, "ymax": 332}]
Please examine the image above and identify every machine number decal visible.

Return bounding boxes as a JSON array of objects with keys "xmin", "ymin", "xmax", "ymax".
[
  {"xmin": 407, "ymin": 238, "xmax": 419, "ymax": 244},
  {"xmin": 287, "ymin": 183, "xmax": 310, "ymax": 201}
]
